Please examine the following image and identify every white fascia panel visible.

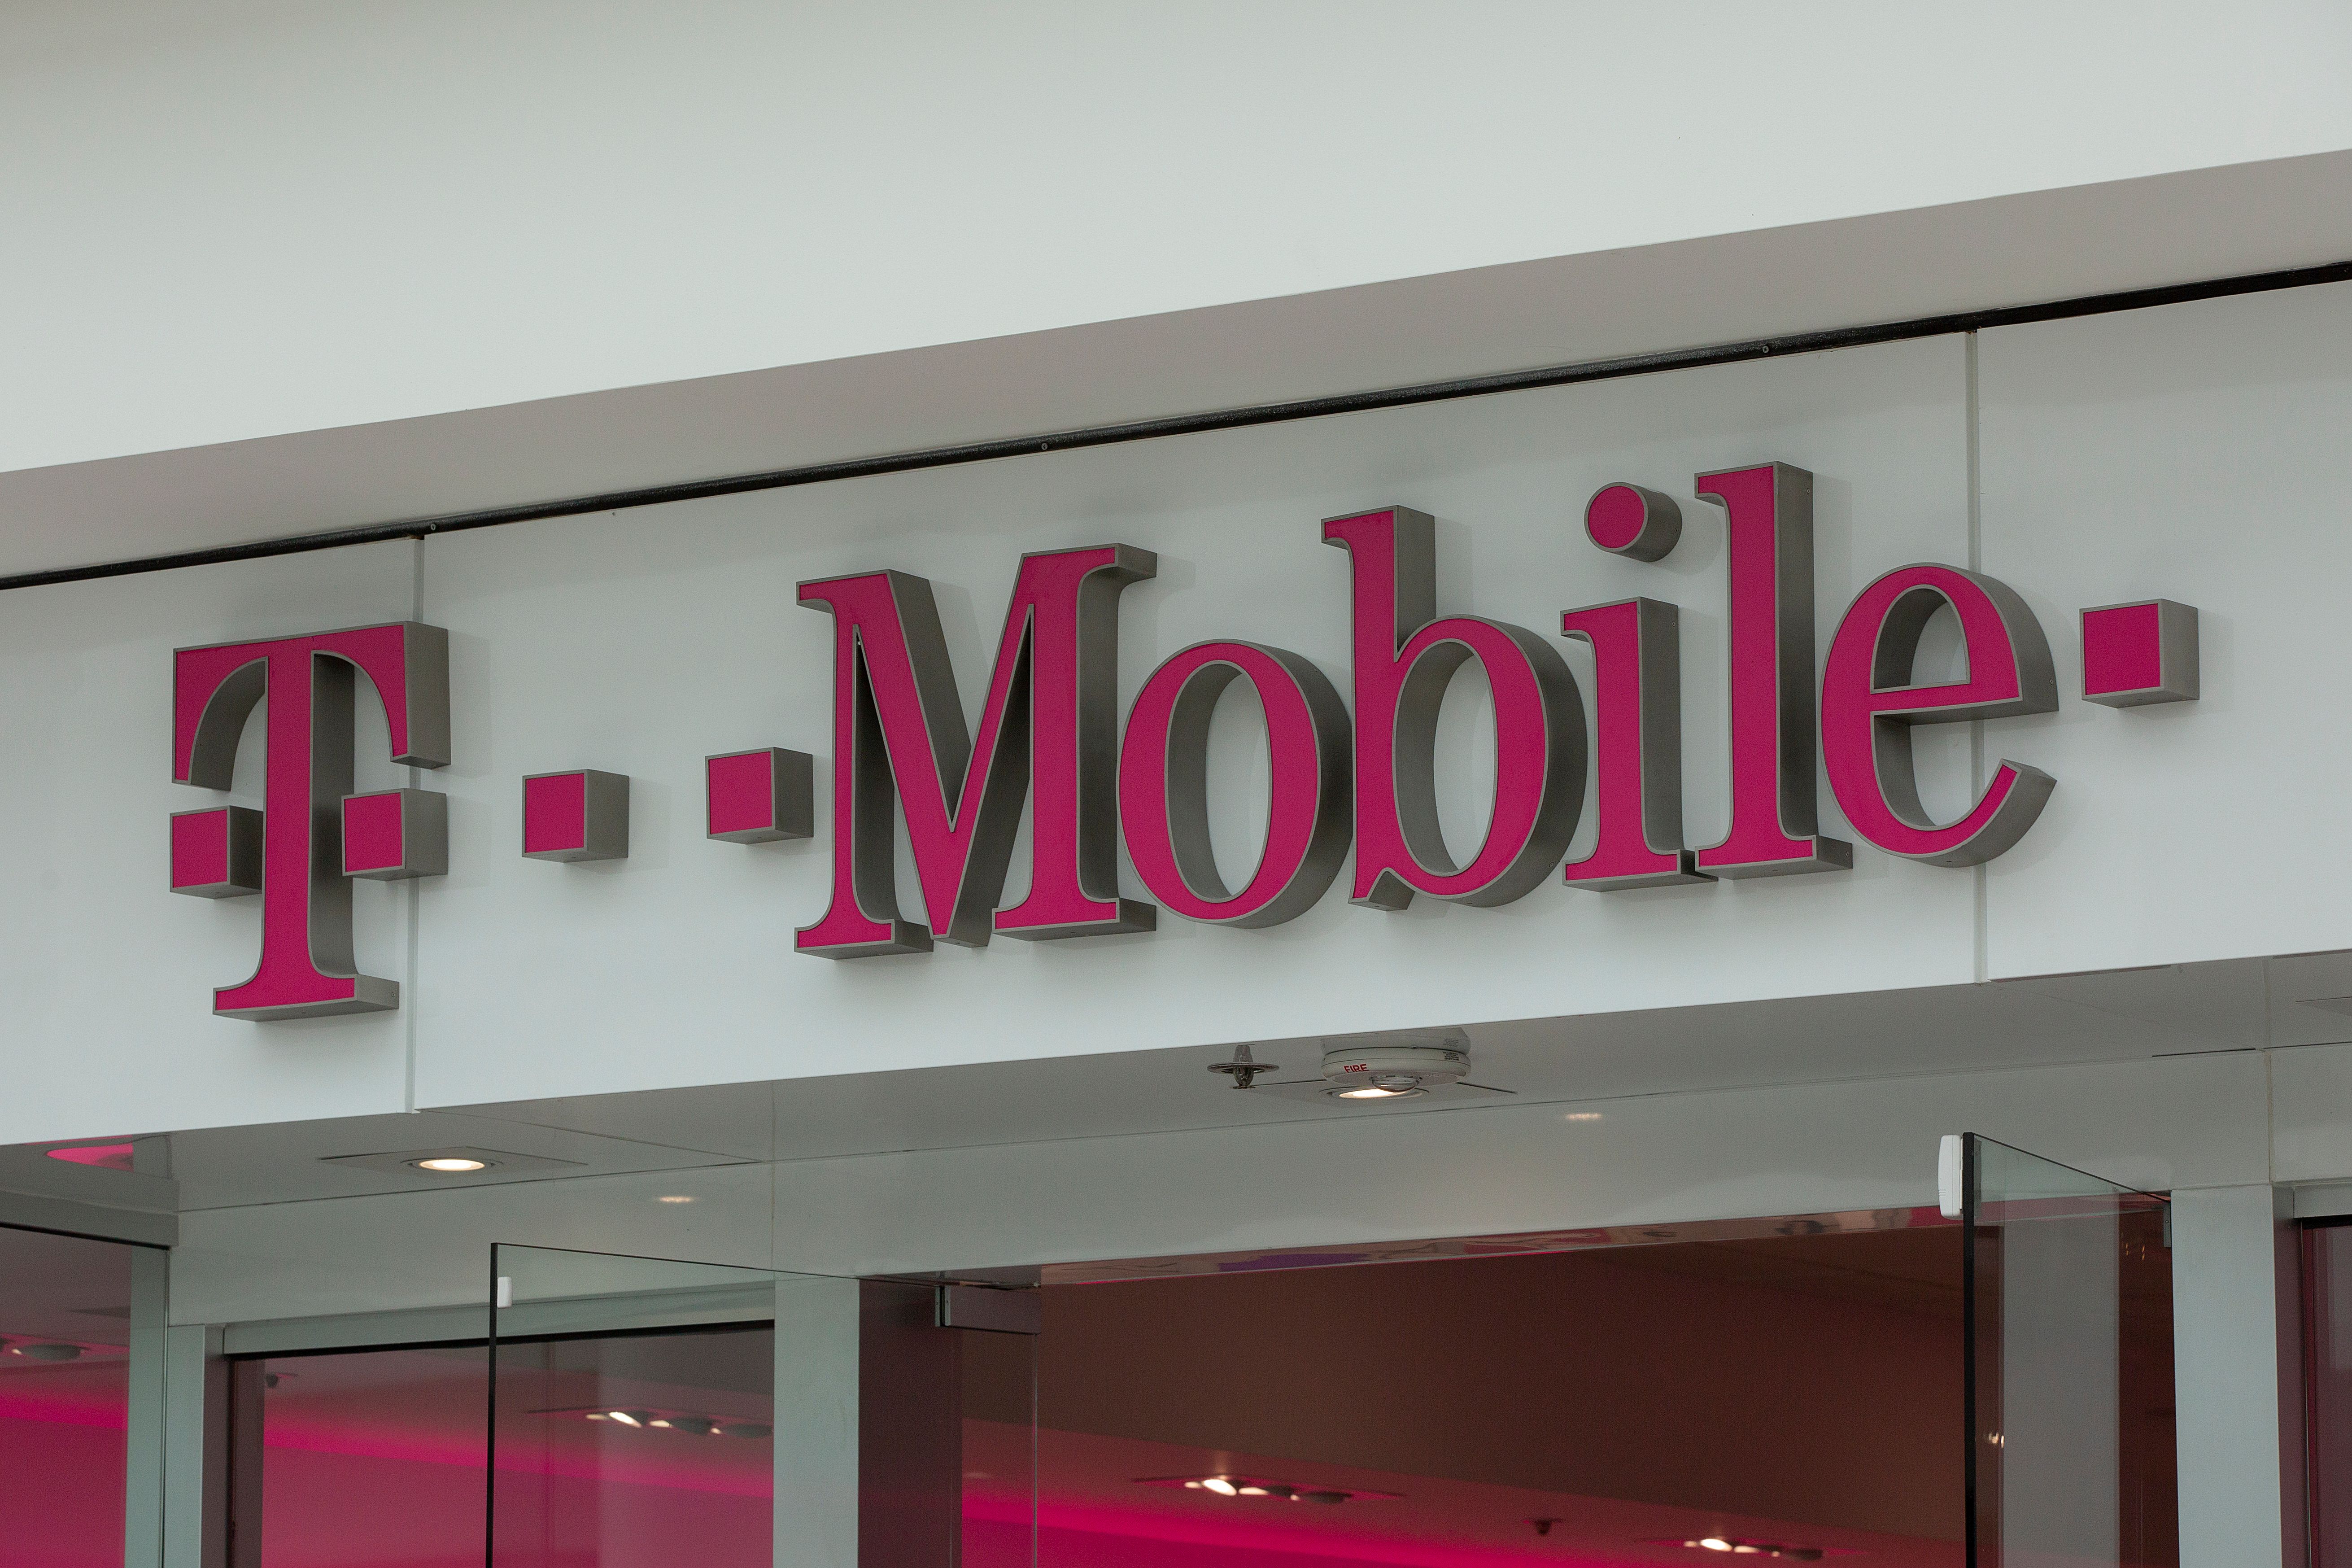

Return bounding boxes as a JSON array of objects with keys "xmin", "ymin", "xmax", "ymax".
[{"xmin": 5, "ymin": 0, "xmax": 2352, "ymax": 572}]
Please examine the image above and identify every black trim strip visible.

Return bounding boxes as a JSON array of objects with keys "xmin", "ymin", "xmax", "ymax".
[
  {"xmin": 12, "ymin": 257, "xmax": 2352, "ymax": 594},
  {"xmin": 225, "ymin": 1336, "xmax": 487, "ymax": 1361},
  {"xmin": 0, "ymin": 1214, "xmax": 171, "ymax": 1251}
]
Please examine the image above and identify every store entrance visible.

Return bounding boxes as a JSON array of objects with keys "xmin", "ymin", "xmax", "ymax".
[
  {"xmin": 1000, "ymin": 1135, "xmax": 2175, "ymax": 1568},
  {"xmin": 226, "ymin": 1143, "xmax": 2173, "ymax": 1568}
]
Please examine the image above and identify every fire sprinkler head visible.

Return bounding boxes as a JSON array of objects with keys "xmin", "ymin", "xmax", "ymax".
[{"xmin": 1206, "ymin": 1042, "xmax": 1280, "ymax": 1089}]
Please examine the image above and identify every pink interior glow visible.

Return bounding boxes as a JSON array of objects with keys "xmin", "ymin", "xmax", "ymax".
[
  {"xmin": 961, "ymin": 1423, "xmax": 1950, "ymax": 1568},
  {"xmin": 45, "ymin": 1143, "xmax": 136, "ymax": 1172},
  {"xmin": 0, "ymin": 1399, "xmax": 127, "ymax": 1566},
  {"xmin": 0, "ymin": 1340, "xmax": 131, "ymax": 1567},
  {"xmin": 239, "ymin": 1230, "xmax": 2119, "ymax": 1568}
]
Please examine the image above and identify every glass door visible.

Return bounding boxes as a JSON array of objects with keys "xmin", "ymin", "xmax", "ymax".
[
  {"xmin": 0, "ymin": 1224, "xmax": 147, "ymax": 1568},
  {"xmin": 1956, "ymin": 1134, "xmax": 2176, "ymax": 1568},
  {"xmin": 487, "ymin": 1243, "xmax": 1036, "ymax": 1568}
]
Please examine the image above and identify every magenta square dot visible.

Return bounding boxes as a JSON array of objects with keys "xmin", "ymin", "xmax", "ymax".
[
  {"xmin": 2082, "ymin": 603, "xmax": 2163, "ymax": 695},
  {"xmin": 342, "ymin": 791, "xmax": 407, "ymax": 874},
  {"xmin": 170, "ymin": 809, "xmax": 230, "ymax": 889},
  {"xmin": 707, "ymin": 751, "xmax": 777, "ymax": 837},
  {"xmin": 524, "ymin": 772, "xmax": 589, "ymax": 854}
]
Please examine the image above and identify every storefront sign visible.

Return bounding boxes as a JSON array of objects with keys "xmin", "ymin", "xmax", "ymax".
[
  {"xmin": 170, "ymin": 623, "xmax": 448, "ymax": 1019},
  {"xmin": 168, "ymin": 462, "xmax": 2195, "ymax": 1018}
]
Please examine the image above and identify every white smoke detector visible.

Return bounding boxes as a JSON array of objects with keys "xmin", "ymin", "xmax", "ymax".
[{"xmin": 1319, "ymin": 1032, "xmax": 1471, "ymax": 1101}]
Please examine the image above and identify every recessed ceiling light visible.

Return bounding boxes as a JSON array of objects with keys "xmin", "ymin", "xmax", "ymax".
[
  {"xmin": 1201, "ymin": 1477, "xmax": 1238, "ymax": 1496},
  {"xmin": 323, "ymin": 1146, "xmax": 583, "ymax": 1178},
  {"xmin": 656, "ymin": 1195, "xmax": 694, "ymax": 1204}
]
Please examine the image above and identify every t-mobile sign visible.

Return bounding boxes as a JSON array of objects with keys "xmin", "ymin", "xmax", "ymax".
[{"xmin": 168, "ymin": 461, "xmax": 2196, "ymax": 1019}]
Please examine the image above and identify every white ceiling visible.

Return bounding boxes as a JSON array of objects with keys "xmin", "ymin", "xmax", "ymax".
[{"xmin": 18, "ymin": 950, "xmax": 2350, "ymax": 1214}]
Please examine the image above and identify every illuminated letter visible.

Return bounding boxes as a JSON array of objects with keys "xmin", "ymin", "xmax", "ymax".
[
  {"xmin": 1117, "ymin": 641, "xmax": 1350, "ymax": 927},
  {"xmin": 172, "ymin": 622, "xmax": 449, "ymax": 1019},
  {"xmin": 1820, "ymin": 563, "xmax": 2055, "ymax": 865},
  {"xmin": 1559, "ymin": 598, "xmax": 1706, "ymax": 889},
  {"xmin": 796, "ymin": 545, "xmax": 1154, "ymax": 957},
  {"xmin": 1691, "ymin": 463, "xmax": 1851, "ymax": 878},
  {"xmin": 1322, "ymin": 507, "xmax": 1584, "ymax": 909}
]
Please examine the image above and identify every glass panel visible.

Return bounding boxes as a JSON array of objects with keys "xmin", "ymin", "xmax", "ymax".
[
  {"xmin": 1031, "ymin": 1218, "xmax": 1968, "ymax": 1567},
  {"xmin": 959, "ymin": 1309, "xmax": 1038, "ymax": 1568},
  {"xmin": 0, "ymin": 1223, "xmax": 139, "ymax": 1568},
  {"xmin": 1964, "ymin": 1134, "xmax": 2177, "ymax": 1568},
  {"xmin": 249, "ymin": 1344, "xmax": 488, "ymax": 1568},
  {"xmin": 488, "ymin": 1244, "xmax": 1034, "ymax": 1568},
  {"xmin": 491, "ymin": 1246, "xmax": 789, "ymax": 1568}
]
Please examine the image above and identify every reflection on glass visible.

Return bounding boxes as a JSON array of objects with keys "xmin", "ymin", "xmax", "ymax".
[
  {"xmin": 491, "ymin": 1245, "xmax": 794, "ymax": 1568},
  {"xmin": 0, "ymin": 1225, "xmax": 136, "ymax": 1568},
  {"xmin": 494, "ymin": 1326, "xmax": 776, "ymax": 1568},
  {"xmin": 485, "ymin": 1245, "xmax": 1038, "ymax": 1568},
  {"xmin": 1966, "ymin": 1135, "xmax": 2177, "ymax": 1568},
  {"xmin": 962, "ymin": 1319, "xmax": 1039, "ymax": 1568},
  {"xmin": 253, "ymin": 1345, "xmax": 487, "ymax": 1567},
  {"xmin": 1033, "ymin": 1220, "xmax": 1974, "ymax": 1568}
]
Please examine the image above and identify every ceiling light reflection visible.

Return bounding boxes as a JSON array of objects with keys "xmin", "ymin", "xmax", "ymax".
[
  {"xmin": 1146, "ymin": 1474, "xmax": 1391, "ymax": 1504},
  {"xmin": 570, "ymin": 1406, "xmax": 768, "ymax": 1438},
  {"xmin": 1671, "ymin": 1537, "xmax": 1823, "ymax": 1562}
]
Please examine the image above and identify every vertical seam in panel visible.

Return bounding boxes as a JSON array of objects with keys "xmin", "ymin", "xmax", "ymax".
[
  {"xmin": 2261, "ymin": 957, "xmax": 2274, "ymax": 1186},
  {"xmin": 2265, "ymin": 1018, "xmax": 2278, "ymax": 1188},
  {"xmin": 1966, "ymin": 332, "xmax": 1989, "ymax": 985},
  {"xmin": 404, "ymin": 537, "xmax": 424, "ymax": 1114},
  {"xmin": 1965, "ymin": 331, "xmax": 1983, "ymax": 571}
]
